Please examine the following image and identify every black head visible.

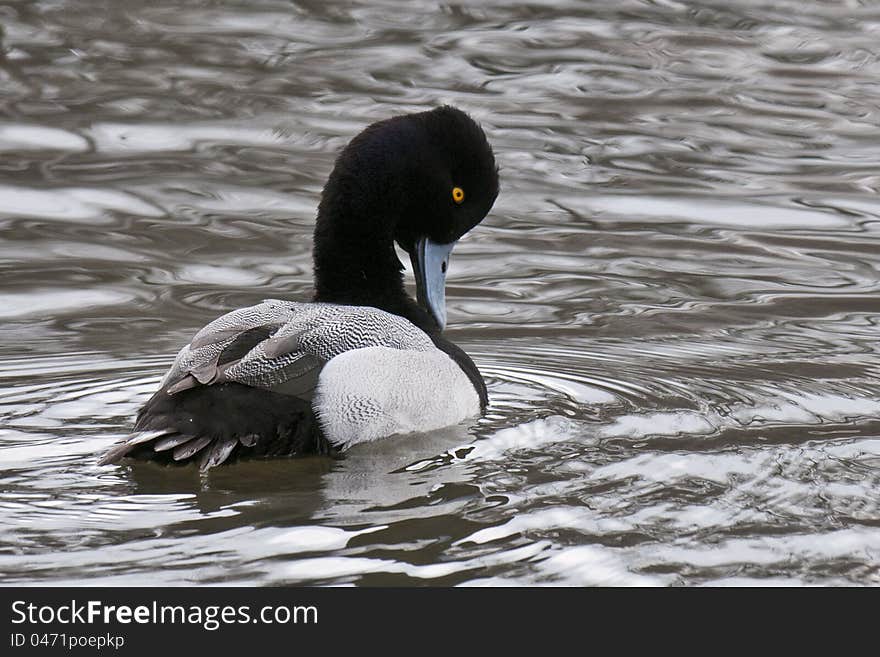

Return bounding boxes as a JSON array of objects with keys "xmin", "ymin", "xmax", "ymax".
[
  {"xmin": 313, "ymin": 106, "xmax": 499, "ymax": 332},
  {"xmin": 389, "ymin": 106, "xmax": 499, "ymax": 251}
]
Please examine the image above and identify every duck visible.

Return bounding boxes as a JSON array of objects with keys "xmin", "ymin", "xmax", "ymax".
[{"xmin": 100, "ymin": 105, "xmax": 499, "ymax": 470}]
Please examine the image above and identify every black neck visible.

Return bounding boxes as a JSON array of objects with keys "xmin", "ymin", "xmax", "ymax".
[{"xmin": 312, "ymin": 199, "xmax": 439, "ymax": 336}]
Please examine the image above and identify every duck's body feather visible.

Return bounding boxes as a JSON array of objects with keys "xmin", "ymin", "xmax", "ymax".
[{"xmin": 101, "ymin": 301, "xmax": 481, "ymax": 468}]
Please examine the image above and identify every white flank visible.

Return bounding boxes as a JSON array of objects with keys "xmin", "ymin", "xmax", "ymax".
[{"xmin": 314, "ymin": 346, "xmax": 480, "ymax": 449}]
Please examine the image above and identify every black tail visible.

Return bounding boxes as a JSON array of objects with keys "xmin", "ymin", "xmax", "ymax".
[{"xmin": 100, "ymin": 383, "xmax": 334, "ymax": 470}]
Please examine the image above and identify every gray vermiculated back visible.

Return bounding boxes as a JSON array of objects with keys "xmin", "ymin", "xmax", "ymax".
[
  {"xmin": 162, "ymin": 300, "xmax": 434, "ymax": 395},
  {"xmin": 264, "ymin": 302, "xmax": 435, "ymax": 360}
]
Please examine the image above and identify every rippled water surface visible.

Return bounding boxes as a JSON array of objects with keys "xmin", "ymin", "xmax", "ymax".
[{"xmin": 3, "ymin": 0, "xmax": 880, "ymax": 586}]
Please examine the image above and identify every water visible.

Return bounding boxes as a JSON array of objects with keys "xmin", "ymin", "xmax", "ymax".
[{"xmin": 2, "ymin": 0, "xmax": 879, "ymax": 586}]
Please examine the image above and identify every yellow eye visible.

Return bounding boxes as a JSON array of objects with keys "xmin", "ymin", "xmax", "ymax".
[{"xmin": 452, "ymin": 187, "xmax": 465, "ymax": 204}]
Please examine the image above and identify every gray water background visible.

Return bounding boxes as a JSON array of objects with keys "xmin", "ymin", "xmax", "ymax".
[{"xmin": 2, "ymin": 0, "xmax": 880, "ymax": 585}]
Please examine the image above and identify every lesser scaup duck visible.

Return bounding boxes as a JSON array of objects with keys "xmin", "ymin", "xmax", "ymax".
[{"xmin": 100, "ymin": 105, "xmax": 499, "ymax": 469}]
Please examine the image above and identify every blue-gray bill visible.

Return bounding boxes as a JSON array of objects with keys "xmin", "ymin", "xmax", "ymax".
[{"xmin": 411, "ymin": 237, "xmax": 456, "ymax": 330}]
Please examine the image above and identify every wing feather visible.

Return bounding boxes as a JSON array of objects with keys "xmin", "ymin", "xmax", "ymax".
[
  {"xmin": 97, "ymin": 429, "xmax": 174, "ymax": 465},
  {"xmin": 172, "ymin": 435, "xmax": 213, "ymax": 461},
  {"xmin": 160, "ymin": 301, "xmax": 435, "ymax": 402},
  {"xmin": 153, "ymin": 433, "xmax": 196, "ymax": 452},
  {"xmin": 198, "ymin": 436, "xmax": 239, "ymax": 471}
]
